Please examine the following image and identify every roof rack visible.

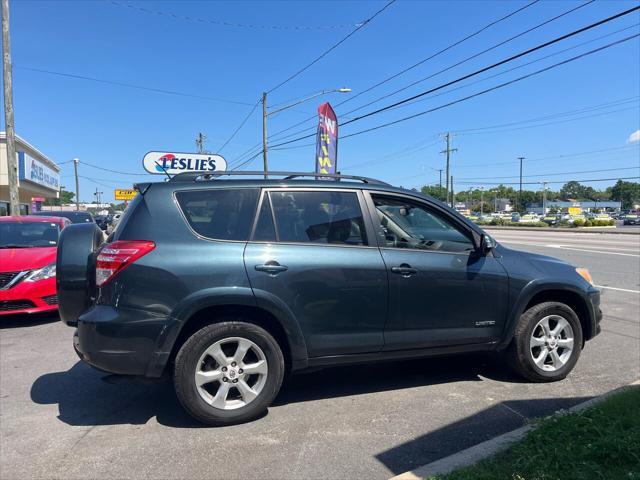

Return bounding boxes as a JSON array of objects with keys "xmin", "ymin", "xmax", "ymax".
[{"xmin": 168, "ymin": 170, "xmax": 389, "ymax": 185}]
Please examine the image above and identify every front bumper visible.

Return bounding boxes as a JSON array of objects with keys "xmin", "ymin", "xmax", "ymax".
[
  {"xmin": 588, "ymin": 288, "xmax": 603, "ymax": 339},
  {"xmin": 73, "ymin": 305, "xmax": 170, "ymax": 377},
  {"xmin": 0, "ymin": 277, "xmax": 58, "ymax": 316}
]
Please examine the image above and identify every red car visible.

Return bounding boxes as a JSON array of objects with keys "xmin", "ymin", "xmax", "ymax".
[{"xmin": 0, "ymin": 216, "xmax": 70, "ymax": 315}]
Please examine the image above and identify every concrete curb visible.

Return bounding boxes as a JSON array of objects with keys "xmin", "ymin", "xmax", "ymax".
[
  {"xmin": 390, "ymin": 380, "xmax": 640, "ymax": 480},
  {"xmin": 484, "ymin": 226, "xmax": 639, "ymax": 235}
]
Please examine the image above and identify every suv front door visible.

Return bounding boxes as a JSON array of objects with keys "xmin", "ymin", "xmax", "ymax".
[
  {"xmin": 244, "ymin": 188, "xmax": 388, "ymax": 357},
  {"xmin": 366, "ymin": 192, "xmax": 509, "ymax": 351}
]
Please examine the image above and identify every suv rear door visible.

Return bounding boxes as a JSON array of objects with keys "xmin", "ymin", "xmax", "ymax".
[
  {"xmin": 244, "ymin": 188, "xmax": 387, "ymax": 357},
  {"xmin": 364, "ymin": 191, "xmax": 509, "ymax": 350}
]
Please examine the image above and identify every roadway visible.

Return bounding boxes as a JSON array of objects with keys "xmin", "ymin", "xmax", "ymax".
[{"xmin": 1, "ymin": 230, "xmax": 638, "ymax": 479}]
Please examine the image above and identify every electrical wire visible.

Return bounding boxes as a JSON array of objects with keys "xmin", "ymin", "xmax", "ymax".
[
  {"xmin": 265, "ymin": 0, "xmax": 594, "ymax": 144},
  {"xmin": 216, "ymin": 98, "xmax": 262, "ymax": 153},
  {"xmin": 263, "ymin": 0, "xmax": 542, "ymax": 143},
  {"xmin": 267, "ymin": 7, "xmax": 640, "ymax": 148},
  {"xmin": 266, "ymin": 0, "xmax": 397, "ymax": 94},
  {"xmin": 337, "ymin": 33, "xmax": 640, "ymax": 141},
  {"xmin": 108, "ymin": 0, "xmax": 365, "ymax": 31},
  {"xmin": 455, "ymin": 176, "xmax": 640, "ymax": 186},
  {"xmin": 15, "ymin": 66, "xmax": 255, "ymax": 106},
  {"xmin": 458, "ymin": 166, "xmax": 640, "ymax": 181}
]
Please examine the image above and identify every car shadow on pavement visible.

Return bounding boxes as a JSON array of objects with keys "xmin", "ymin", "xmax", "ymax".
[
  {"xmin": 30, "ymin": 353, "xmax": 526, "ymax": 429},
  {"xmin": 274, "ymin": 352, "xmax": 527, "ymax": 406},
  {"xmin": 375, "ymin": 395, "xmax": 592, "ymax": 475},
  {"xmin": 0, "ymin": 313, "xmax": 60, "ymax": 329}
]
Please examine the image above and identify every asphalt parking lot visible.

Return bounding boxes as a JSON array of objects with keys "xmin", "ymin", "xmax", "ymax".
[{"xmin": 1, "ymin": 230, "xmax": 638, "ymax": 480}]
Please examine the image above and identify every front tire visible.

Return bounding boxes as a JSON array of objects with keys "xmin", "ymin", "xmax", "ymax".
[
  {"xmin": 174, "ymin": 321, "xmax": 284, "ymax": 426},
  {"xmin": 507, "ymin": 302, "xmax": 583, "ymax": 382}
]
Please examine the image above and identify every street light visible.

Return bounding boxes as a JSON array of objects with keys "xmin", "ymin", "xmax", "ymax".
[
  {"xmin": 480, "ymin": 186, "xmax": 485, "ymax": 216},
  {"xmin": 261, "ymin": 88, "xmax": 351, "ymax": 177}
]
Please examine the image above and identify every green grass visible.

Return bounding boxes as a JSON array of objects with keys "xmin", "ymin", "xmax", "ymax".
[{"xmin": 433, "ymin": 388, "xmax": 640, "ymax": 480}]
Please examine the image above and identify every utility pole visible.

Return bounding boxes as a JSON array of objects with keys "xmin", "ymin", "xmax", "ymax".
[
  {"xmin": 94, "ymin": 188, "xmax": 103, "ymax": 208},
  {"xmin": 262, "ymin": 91, "xmax": 268, "ymax": 178},
  {"xmin": 440, "ymin": 133, "xmax": 457, "ymax": 207},
  {"xmin": 437, "ymin": 169, "xmax": 443, "ymax": 199},
  {"xmin": 2, "ymin": 0, "xmax": 19, "ymax": 216},
  {"xmin": 450, "ymin": 176, "xmax": 454, "ymax": 208},
  {"xmin": 542, "ymin": 181, "xmax": 548, "ymax": 215},
  {"xmin": 73, "ymin": 158, "xmax": 80, "ymax": 211},
  {"xmin": 480, "ymin": 186, "xmax": 485, "ymax": 216},
  {"xmin": 517, "ymin": 156, "xmax": 525, "ymax": 213},
  {"xmin": 195, "ymin": 132, "xmax": 207, "ymax": 154}
]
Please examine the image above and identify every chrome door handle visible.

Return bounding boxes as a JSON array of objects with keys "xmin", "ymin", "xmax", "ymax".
[
  {"xmin": 255, "ymin": 261, "xmax": 288, "ymax": 274},
  {"xmin": 391, "ymin": 264, "xmax": 418, "ymax": 277}
]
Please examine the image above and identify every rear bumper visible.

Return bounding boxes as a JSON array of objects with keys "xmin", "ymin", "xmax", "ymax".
[
  {"xmin": 0, "ymin": 277, "xmax": 58, "ymax": 316},
  {"xmin": 74, "ymin": 305, "xmax": 170, "ymax": 377}
]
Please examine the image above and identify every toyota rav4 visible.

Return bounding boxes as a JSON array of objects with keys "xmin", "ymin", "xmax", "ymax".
[{"xmin": 56, "ymin": 171, "xmax": 601, "ymax": 425}]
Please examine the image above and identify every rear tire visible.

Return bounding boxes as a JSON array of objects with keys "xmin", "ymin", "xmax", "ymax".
[
  {"xmin": 507, "ymin": 301, "xmax": 583, "ymax": 382},
  {"xmin": 174, "ymin": 320, "xmax": 284, "ymax": 426}
]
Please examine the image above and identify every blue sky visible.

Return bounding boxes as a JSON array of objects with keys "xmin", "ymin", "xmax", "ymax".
[{"xmin": 2, "ymin": 0, "xmax": 640, "ymax": 202}]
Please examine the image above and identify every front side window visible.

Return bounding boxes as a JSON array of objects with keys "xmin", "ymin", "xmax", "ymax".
[
  {"xmin": 269, "ymin": 190, "xmax": 367, "ymax": 246},
  {"xmin": 176, "ymin": 188, "xmax": 259, "ymax": 241},
  {"xmin": 372, "ymin": 194, "xmax": 474, "ymax": 253}
]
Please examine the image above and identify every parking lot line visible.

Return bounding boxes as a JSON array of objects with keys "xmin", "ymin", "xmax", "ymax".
[
  {"xmin": 595, "ymin": 285, "xmax": 640, "ymax": 294},
  {"xmin": 499, "ymin": 241, "xmax": 640, "ymax": 257}
]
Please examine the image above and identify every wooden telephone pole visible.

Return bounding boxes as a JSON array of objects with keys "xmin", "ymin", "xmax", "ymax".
[
  {"xmin": 2, "ymin": 0, "xmax": 19, "ymax": 215},
  {"xmin": 441, "ymin": 133, "xmax": 457, "ymax": 207}
]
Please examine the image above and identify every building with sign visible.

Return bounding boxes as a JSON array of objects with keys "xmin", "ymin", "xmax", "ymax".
[{"xmin": 1, "ymin": 133, "xmax": 61, "ymax": 216}]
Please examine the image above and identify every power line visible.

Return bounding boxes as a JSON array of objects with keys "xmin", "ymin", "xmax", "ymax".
[
  {"xmin": 458, "ymin": 166, "xmax": 640, "ymax": 181},
  {"xmin": 230, "ymin": 150, "xmax": 264, "ymax": 171},
  {"xmin": 339, "ymin": 6, "xmax": 640, "ymax": 127},
  {"xmin": 396, "ymin": 24, "xmax": 640, "ymax": 113},
  {"xmin": 339, "ymin": 0, "xmax": 597, "ymax": 118},
  {"xmin": 455, "ymin": 144, "xmax": 640, "ymax": 168},
  {"xmin": 266, "ymin": 0, "xmax": 397, "ymax": 94},
  {"xmin": 108, "ymin": 0, "xmax": 364, "ymax": 31},
  {"xmin": 216, "ymin": 98, "xmax": 261, "ymax": 153},
  {"xmin": 15, "ymin": 66, "xmax": 255, "ymax": 106},
  {"xmin": 338, "ymin": 34, "xmax": 640, "ymax": 141},
  {"xmin": 263, "ymin": 0, "xmax": 541, "ymax": 142},
  {"xmin": 455, "ymin": 176, "xmax": 640, "ymax": 186},
  {"xmin": 267, "ymin": 6, "xmax": 640, "ymax": 149}
]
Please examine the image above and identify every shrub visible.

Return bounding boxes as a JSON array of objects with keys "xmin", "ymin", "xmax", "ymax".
[
  {"xmin": 572, "ymin": 218, "xmax": 585, "ymax": 227},
  {"xmin": 584, "ymin": 220, "xmax": 593, "ymax": 227}
]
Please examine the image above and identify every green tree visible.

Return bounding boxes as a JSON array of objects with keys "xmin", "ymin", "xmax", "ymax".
[
  {"xmin": 43, "ymin": 189, "xmax": 75, "ymax": 206},
  {"xmin": 608, "ymin": 180, "xmax": 640, "ymax": 209},
  {"xmin": 421, "ymin": 185, "xmax": 446, "ymax": 202}
]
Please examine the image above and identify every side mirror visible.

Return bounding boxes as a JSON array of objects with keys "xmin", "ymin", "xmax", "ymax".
[{"xmin": 480, "ymin": 234, "xmax": 495, "ymax": 255}]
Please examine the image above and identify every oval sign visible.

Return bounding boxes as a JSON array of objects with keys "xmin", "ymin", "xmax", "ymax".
[{"xmin": 142, "ymin": 151, "xmax": 227, "ymax": 175}]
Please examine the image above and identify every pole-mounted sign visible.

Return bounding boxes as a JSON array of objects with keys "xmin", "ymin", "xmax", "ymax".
[
  {"xmin": 114, "ymin": 189, "xmax": 137, "ymax": 201},
  {"xmin": 315, "ymin": 103, "xmax": 338, "ymax": 175},
  {"xmin": 142, "ymin": 151, "xmax": 227, "ymax": 175}
]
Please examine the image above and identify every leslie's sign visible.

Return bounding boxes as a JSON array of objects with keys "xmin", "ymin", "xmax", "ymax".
[{"xmin": 143, "ymin": 151, "xmax": 227, "ymax": 175}]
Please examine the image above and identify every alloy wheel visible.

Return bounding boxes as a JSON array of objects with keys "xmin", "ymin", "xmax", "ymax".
[
  {"xmin": 529, "ymin": 314, "xmax": 575, "ymax": 372},
  {"xmin": 194, "ymin": 337, "xmax": 268, "ymax": 410}
]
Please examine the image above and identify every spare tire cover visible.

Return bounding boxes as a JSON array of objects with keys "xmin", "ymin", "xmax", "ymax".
[{"xmin": 56, "ymin": 223, "xmax": 104, "ymax": 326}]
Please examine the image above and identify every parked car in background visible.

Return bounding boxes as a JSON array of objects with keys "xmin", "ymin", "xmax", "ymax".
[
  {"xmin": 517, "ymin": 213, "xmax": 541, "ymax": 223},
  {"xmin": 0, "ymin": 216, "xmax": 69, "ymax": 315},
  {"xmin": 56, "ymin": 171, "xmax": 602, "ymax": 426},
  {"xmin": 94, "ymin": 215, "xmax": 110, "ymax": 231},
  {"xmin": 622, "ymin": 214, "xmax": 640, "ymax": 225},
  {"xmin": 33, "ymin": 210, "xmax": 94, "ymax": 224},
  {"xmin": 542, "ymin": 214, "xmax": 561, "ymax": 225}
]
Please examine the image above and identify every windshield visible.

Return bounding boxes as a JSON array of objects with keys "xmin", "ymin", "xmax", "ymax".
[
  {"xmin": 0, "ymin": 222, "xmax": 60, "ymax": 248},
  {"xmin": 33, "ymin": 211, "xmax": 93, "ymax": 223}
]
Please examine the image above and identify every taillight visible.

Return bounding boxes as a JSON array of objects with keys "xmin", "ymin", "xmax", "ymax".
[{"xmin": 96, "ymin": 240, "xmax": 155, "ymax": 287}]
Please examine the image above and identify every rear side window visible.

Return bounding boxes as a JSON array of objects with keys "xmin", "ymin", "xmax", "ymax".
[
  {"xmin": 269, "ymin": 190, "xmax": 367, "ymax": 245},
  {"xmin": 176, "ymin": 189, "xmax": 259, "ymax": 241}
]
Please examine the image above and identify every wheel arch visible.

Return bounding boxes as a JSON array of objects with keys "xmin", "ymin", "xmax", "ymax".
[
  {"xmin": 498, "ymin": 282, "xmax": 595, "ymax": 350},
  {"xmin": 154, "ymin": 287, "xmax": 309, "ymax": 376}
]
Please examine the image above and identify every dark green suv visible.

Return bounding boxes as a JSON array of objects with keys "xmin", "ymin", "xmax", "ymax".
[{"xmin": 56, "ymin": 172, "xmax": 602, "ymax": 425}]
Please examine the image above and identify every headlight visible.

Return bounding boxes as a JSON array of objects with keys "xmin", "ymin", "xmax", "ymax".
[
  {"xmin": 24, "ymin": 263, "xmax": 56, "ymax": 282},
  {"xmin": 576, "ymin": 267, "xmax": 593, "ymax": 285}
]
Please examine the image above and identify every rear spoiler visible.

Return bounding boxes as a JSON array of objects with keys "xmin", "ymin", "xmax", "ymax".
[{"xmin": 133, "ymin": 183, "xmax": 151, "ymax": 195}]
